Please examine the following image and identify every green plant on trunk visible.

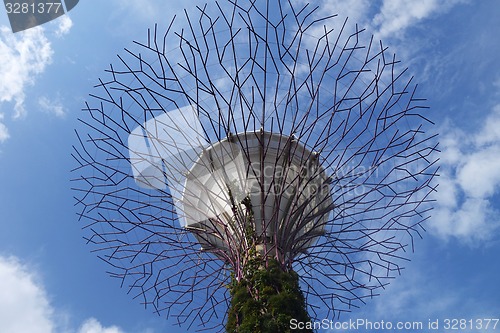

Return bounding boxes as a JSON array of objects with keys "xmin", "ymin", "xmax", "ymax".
[
  {"xmin": 226, "ymin": 257, "xmax": 312, "ymax": 333},
  {"xmin": 225, "ymin": 192, "xmax": 312, "ymax": 333}
]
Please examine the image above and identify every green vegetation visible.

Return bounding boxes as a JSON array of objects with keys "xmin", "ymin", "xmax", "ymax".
[
  {"xmin": 225, "ymin": 189, "xmax": 312, "ymax": 332},
  {"xmin": 226, "ymin": 257, "xmax": 312, "ymax": 333}
]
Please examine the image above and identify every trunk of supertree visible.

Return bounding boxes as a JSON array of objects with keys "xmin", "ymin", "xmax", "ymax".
[{"xmin": 226, "ymin": 255, "xmax": 313, "ymax": 333}]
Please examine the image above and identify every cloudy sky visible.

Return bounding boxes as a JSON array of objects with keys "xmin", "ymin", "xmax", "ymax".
[{"xmin": 0, "ymin": 1, "xmax": 499, "ymax": 332}]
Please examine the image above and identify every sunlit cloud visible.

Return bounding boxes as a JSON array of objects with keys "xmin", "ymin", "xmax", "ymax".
[
  {"xmin": 0, "ymin": 113, "xmax": 9, "ymax": 142},
  {"xmin": 0, "ymin": 255, "xmax": 55, "ymax": 333},
  {"xmin": 0, "ymin": 255, "xmax": 131, "ymax": 333},
  {"xmin": 371, "ymin": 0, "xmax": 468, "ymax": 40},
  {"xmin": 0, "ymin": 26, "xmax": 53, "ymax": 119},
  {"xmin": 0, "ymin": 14, "xmax": 73, "ymax": 143},
  {"xmin": 38, "ymin": 95, "xmax": 66, "ymax": 118},
  {"xmin": 431, "ymin": 103, "xmax": 500, "ymax": 244},
  {"xmin": 55, "ymin": 15, "xmax": 73, "ymax": 37},
  {"xmin": 77, "ymin": 318, "xmax": 125, "ymax": 333},
  {"xmin": 358, "ymin": 255, "xmax": 500, "ymax": 333}
]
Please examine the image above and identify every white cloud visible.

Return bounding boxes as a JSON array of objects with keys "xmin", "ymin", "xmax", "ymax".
[
  {"xmin": 0, "ymin": 255, "xmax": 130, "ymax": 333},
  {"xmin": 371, "ymin": 0, "xmax": 467, "ymax": 40},
  {"xmin": 0, "ymin": 25, "xmax": 53, "ymax": 119},
  {"xmin": 55, "ymin": 16, "xmax": 73, "ymax": 37},
  {"xmin": 431, "ymin": 103, "xmax": 500, "ymax": 243},
  {"xmin": 39, "ymin": 96, "xmax": 66, "ymax": 118},
  {"xmin": 0, "ymin": 123, "xmax": 9, "ymax": 142},
  {"xmin": 457, "ymin": 146, "xmax": 500, "ymax": 198},
  {"xmin": 77, "ymin": 318, "xmax": 125, "ymax": 333},
  {"xmin": 0, "ymin": 14, "xmax": 73, "ymax": 143},
  {"xmin": 494, "ymin": 77, "xmax": 500, "ymax": 92},
  {"xmin": 0, "ymin": 256, "xmax": 55, "ymax": 333},
  {"xmin": 291, "ymin": 0, "xmax": 466, "ymax": 42},
  {"xmin": 371, "ymin": 268, "xmax": 458, "ymax": 320},
  {"xmin": 0, "ymin": 113, "xmax": 9, "ymax": 142},
  {"xmin": 360, "ymin": 255, "xmax": 500, "ymax": 332},
  {"xmin": 474, "ymin": 104, "xmax": 500, "ymax": 147}
]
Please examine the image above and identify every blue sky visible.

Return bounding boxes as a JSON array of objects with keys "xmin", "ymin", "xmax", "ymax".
[{"xmin": 0, "ymin": 1, "xmax": 499, "ymax": 333}]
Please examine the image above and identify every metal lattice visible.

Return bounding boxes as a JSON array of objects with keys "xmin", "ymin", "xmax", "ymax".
[{"xmin": 72, "ymin": 0, "xmax": 439, "ymax": 330}]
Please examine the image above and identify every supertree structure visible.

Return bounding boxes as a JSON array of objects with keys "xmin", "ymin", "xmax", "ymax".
[{"xmin": 71, "ymin": 0, "xmax": 439, "ymax": 331}]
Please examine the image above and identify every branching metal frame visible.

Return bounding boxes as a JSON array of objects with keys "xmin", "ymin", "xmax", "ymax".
[{"xmin": 72, "ymin": 0, "xmax": 439, "ymax": 330}]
